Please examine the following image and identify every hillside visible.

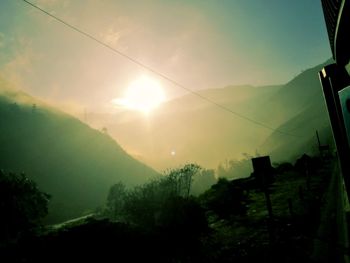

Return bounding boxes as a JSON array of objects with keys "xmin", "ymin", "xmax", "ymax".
[
  {"xmin": 0, "ymin": 82, "xmax": 158, "ymax": 223},
  {"xmin": 89, "ymin": 60, "xmax": 333, "ymax": 172},
  {"xmin": 89, "ymin": 84, "xmax": 282, "ymax": 171},
  {"xmin": 260, "ymin": 60, "xmax": 334, "ymax": 162}
]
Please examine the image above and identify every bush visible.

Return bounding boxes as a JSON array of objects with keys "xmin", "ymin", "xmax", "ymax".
[
  {"xmin": 106, "ymin": 182, "xmax": 126, "ymax": 221},
  {"xmin": 200, "ymin": 178, "xmax": 249, "ymax": 218},
  {"xmin": 157, "ymin": 196, "xmax": 208, "ymax": 236},
  {"xmin": 0, "ymin": 170, "xmax": 50, "ymax": 241},
  {"xmin": 107, "ymin": 164, "xmax": 206, "ymax": 233}
]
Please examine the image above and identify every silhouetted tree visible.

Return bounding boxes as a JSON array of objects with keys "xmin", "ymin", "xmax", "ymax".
[
  {"xmin": 165, "ymin": 163, "xmax": 201, "ymax": 198},
  {"xmin": 111, "ymin": 164, "xmax": 201, "ymax": 228},
  {"xmin": 106, "ymin": 182, "xmax": 126, "ymax": 221},
  {"xmin": 123, "ymin": 180, "xmax": 161, "ymax": 227},
  {"xmin": 0, "ymin": 170, "xmax": 50, "ymax": 242}
]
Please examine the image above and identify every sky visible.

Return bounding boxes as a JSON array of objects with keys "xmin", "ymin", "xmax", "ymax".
[{"xmin": 0, "ymin": 0, "xmax": 332, "ymax": 115}]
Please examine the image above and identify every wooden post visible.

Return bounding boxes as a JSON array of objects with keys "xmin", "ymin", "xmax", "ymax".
[
  {"xmin": 261, "ymin": 171, "xmax": 273, "ymax": 220},
  {"xmin": 252, "ymin": 156, "xmax": 274, "ymax": 242},
  {"xmin": 252, "ymin": 156, "xmax": 274, "ymax": 219}
]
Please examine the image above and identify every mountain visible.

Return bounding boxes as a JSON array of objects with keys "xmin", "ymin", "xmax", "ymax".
[
  {"xmin": 0, "ymin": 59, "xmax": 333, "ymax": 222},
  {"xmin": 260, "ymin": 60, "xmax": 334, "ymax": 162},
  {"xmin": 91, "ymin": 85, "xmax": 282, "ymax": 171},
  {"xmin": 88, "ymin": 59, "xmax": 333, "ymax": 172},
  {"xmin": 0, "ymin": 80, "xmax": 158, "ymax": 223}
]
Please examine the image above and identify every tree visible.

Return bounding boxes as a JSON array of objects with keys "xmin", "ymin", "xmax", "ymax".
[
  {"xmin": 165, "ymin": 163, "xmax": 201, "ymax": 198},
  {"xmin": 0, "ymin": 171, "xmax": 50, "ymax": 241},
  {"xmin": 108, "ymin": 164, "xmax": 202, "ymax": 228},
  {"xmin": 121, "ymin": 179, "xmax": 165, "ymax": 227},
  {"xmin": 106, "ymin": 182, "xmax": 126, "ymax": 221}
]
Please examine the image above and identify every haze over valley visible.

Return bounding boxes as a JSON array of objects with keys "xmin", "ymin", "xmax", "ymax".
[
  {"xmin": 0, "ymin": 0, "xmax": 333, "ymax": 215},
  {"xmin": 0, "ymin": 59, "xmax": 333, "ymax": 223},
  {"xmin": 0, "ymin": 1, "xmax": 341, "ymax": 261},
  {"xmin": 85, "ymin": 60, "xmax": 332, "ymax": 171}
]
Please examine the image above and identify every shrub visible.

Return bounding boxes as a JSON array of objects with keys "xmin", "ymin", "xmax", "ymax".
[{"xmin": 0, "ymin": 171, "xmax": 50, "ymax": 241}]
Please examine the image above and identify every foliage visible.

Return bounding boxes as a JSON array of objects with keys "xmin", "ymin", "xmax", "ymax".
[
  {"xmin": 4, "ymin": 154, "xmax": 333, "ymax": 263},
  {"xmin": 122, "ymin": 179, "xmax": 163, "ymax": 227},
  {"xmin": 106, "ymin": 164, "xmax": 203, "ymax": 229},
  {"xmin": 157, "ymin": 196, "xmax": 209, "ymax": 236},
  {"xmin": 106, "ymin": 182, "xmax": 126, "ymax": 221},
  {"xmin": 164, "ymin": 163, "xmax": 202, "ymax": 198},
  {"xmin": 200, "ymin": 177, "xmax": 249, "ymax": 218},
  {"xmin": 0, "ymin": 170, "xmax": 50, "ymax": 241}
]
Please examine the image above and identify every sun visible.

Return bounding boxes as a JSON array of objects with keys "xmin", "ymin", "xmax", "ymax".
[{"xmin": 113, "ymin": 76, "xmax": 165, "ymax": 114}]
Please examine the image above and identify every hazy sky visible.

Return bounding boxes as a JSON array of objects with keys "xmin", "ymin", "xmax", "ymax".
[{"xmin": 0, "ymin": 0, "xmax": 331, "ymax": 114}]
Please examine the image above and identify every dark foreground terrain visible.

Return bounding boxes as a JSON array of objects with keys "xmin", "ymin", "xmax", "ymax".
[{"xmin": 1, "ymin": 155, "xmax": 337, "ymax": 263}]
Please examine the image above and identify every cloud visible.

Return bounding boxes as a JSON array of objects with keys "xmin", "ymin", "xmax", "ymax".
[
  {"xmin": 98, "ymin": 16, "xmax": 139, "ymax": 53},
  {"xmin": 102, "ymin": 27, "xmax": 122, "ymax": 47},
  {"xmin": 0, "ymin": 36, "xmax": 39, "ymax": 90}
]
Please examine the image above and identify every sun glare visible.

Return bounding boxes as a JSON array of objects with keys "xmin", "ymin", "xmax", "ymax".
[{"xmin": 113, "ymin": 76, "xmax": 165, "ymax": 114}]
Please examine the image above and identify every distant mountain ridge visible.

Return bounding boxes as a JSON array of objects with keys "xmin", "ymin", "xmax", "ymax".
[
  {"xmin": 90, "ymin": 59, "xmax": 333, "ymax": 172},
  {"xmin": 0, "ymin": 80, "xmax": 158, "ymax": 223},
  {"xmin": 0, "ymin": 58, "xmax": 332, "ymax": 222},
  {"xmin": 260, "ymin": 59, "xmax": 333, "ymax": 161}
]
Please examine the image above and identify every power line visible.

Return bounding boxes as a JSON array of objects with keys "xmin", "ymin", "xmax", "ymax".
[{"xmin": 21, "ymin": 0, "xmax": 301, "ymax": 138}]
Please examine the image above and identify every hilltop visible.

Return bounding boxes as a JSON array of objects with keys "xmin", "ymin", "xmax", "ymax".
[{"xmin": 0, "ymin": 79, "xmax": 158, "ymax": 223}]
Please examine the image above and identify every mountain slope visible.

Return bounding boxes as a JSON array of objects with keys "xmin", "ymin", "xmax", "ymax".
[
  {"xmin": 0, "ymin": 83, "xmax": 158, "ymax": 223},
  {"xmin": 259, "ymin": 60, "xmax": 333, "ymax": 161},
  {"xmin": 257, "ymin": 59, "xmax": 332, "ymax": 124},
  {"xmin": 99, "ymin": 85, "xmax": 282, "ymax": 170},
  {"xmin": 92, "ymin": 60, "xmax": 333, "ymax": 172}
]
